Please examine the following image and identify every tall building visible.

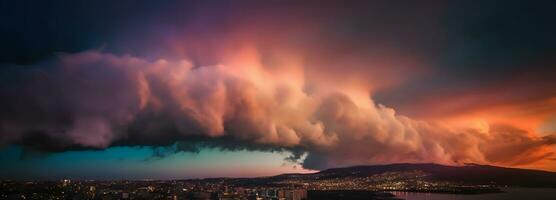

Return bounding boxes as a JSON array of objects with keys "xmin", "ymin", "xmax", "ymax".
[{"xmin": 278, "ymin": 189, "xmax": 307, "ymax": 200}]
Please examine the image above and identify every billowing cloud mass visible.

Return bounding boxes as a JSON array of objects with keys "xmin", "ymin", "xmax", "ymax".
[
  {"xmin": 1, "ymin": 0, "xmax": 556, "ymax": 171},
  {"xmin": 1, "ymin": 49, "xmax": 554, "ymax": 170}
]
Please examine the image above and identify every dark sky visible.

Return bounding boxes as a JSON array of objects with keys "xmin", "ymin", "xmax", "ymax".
[{"xmin": 1, "ymin": 0, "xmax": 556, "ymax": 179}]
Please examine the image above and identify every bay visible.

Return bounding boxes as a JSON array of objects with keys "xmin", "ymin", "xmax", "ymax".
[{"xmin": 393, "ymin": 188, "xmax": 556, "ymax": 200}]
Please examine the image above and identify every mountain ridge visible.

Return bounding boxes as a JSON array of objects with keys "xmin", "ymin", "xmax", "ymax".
[{"xmin": 262, "ymin": 163, "xmax": 556, "ymax": 188}]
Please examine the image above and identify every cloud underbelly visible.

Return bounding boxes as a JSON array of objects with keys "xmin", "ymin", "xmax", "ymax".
[{"xmin": 0, "ymin": 50, "xmax": 554, "ymax": 170}]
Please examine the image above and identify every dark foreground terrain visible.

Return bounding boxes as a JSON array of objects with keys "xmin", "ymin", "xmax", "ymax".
[{"xmin": 2, "ymin": 163, "xmax": 556, "ymax": 199}]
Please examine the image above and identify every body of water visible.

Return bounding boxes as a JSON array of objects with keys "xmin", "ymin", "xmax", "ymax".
[{"xmin": 393, "ymin": 188, "xmax": 556, "ymax": 200}]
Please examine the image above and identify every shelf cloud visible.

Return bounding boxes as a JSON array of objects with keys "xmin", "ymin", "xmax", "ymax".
[
  {"xmin": 1, "ymin": 50, "xmax": 554, "ymax": 170},
  {"xmin": 1, "ymin": 0, "xmax": 556, "ymax": 171}
]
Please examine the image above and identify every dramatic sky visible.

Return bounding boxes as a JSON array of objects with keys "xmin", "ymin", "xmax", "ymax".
[{"xmin": 1, "ymin": 0, "xmax": 556, "ymax": 180}]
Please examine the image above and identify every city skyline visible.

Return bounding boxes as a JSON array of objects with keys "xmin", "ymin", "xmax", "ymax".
[{"xmin": 1, "ymin": 0, "xmax": 556, "ymax": 181}]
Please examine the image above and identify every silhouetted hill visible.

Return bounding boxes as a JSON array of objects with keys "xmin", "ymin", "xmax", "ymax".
[{"xmin": 305, "ymin": 163, "xmax": 556, "ymax": 187}]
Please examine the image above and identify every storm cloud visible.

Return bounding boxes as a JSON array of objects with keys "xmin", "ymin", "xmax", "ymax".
[
  {"xmin": 1, "ymin": 50, "xmax": 554, "ymax": 170},
  {"xmin": 1, "ymin": 0, "xmax": 556, "ymax": 171}
]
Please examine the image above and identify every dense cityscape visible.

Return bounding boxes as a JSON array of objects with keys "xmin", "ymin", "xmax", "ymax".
[{"xmin": 1, "ymin": 169, "xmax": 502, "ymax": 200}]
